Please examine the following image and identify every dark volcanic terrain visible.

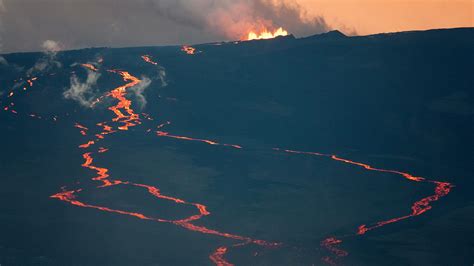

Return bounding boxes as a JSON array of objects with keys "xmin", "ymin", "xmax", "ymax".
[{"xmin": 0, "ymin": 28, "xmax": 473, "ymax": 265}]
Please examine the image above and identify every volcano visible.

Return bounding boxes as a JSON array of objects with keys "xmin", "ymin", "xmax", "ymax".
[{"xmin": 0, "ymin": 28, "xmax": 473, "ymax": 266}]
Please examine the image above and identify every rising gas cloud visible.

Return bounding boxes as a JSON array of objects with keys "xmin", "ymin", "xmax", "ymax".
[
  {"xmin": 151, "ymin": 0, "xmax": 328, "ymax": 40},
  {"xmin": 0, "ymin": 0, "xmax": 328, "ymax": 53},
  {"xmin": 63, "ymin": 64, "xmax": 101, "ymax": 108},
  {"xmin": 129, "ymin": 77, "xmax": 152, "ymax": 109},
  {"xmin": 26, "ymin": 40, "xmax": 62, "ymax": 75}
]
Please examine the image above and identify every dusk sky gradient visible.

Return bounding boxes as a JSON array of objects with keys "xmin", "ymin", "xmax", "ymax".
[
  {"xmin": 0, "ymin": 0, "xmax": 472, "ymax": 53},
  {"xmin": 300, "ymin": 0, "xmax": 473, "ymax": 35}
]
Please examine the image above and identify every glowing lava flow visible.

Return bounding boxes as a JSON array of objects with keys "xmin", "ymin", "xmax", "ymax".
[
  {"xmin": 356, "ymin": 180, "xmax": 452, "ymax": 235},
  {"xmin": 247, "ymin": 27, "xmax": 288, "ymax": 40},
  {"xmin": 49, "ymin": 66, "xmax": 454, "ymax": 265},
  {"xmin": 181, "ymin": 45, "xmax": 196, "ymax": 55},
  {"xmin": 27, "ymin": 77, "xmax": 38, "ymax": 87},
  {"xmin": 273, "ymin": 148, "xmax": 453, "ymax": 264},
  {"xmin": 156, "ymin": 130, "xmax": 242, "ymax": 149},
  {"xmin": 1, "ymin": 75, "xmax": 61, "ymax": 122},
  {"xmin": 74, "ymin": 123, "xmax": 88, "ymax": 136},
  {"xmin": 0, "ymin": 76, "xmax": 62, "ymax": 122},
  {"xmin": 51, "ymin": 66, "xmax": 278, "ymax": 266},
  {"xmin": 153, "ymin": 120, "xmax": 242, "ymax": 149},
  {"xmin": 210, "ymin": 246, "xmax": 233, "ymax": 266},
  {"xmin": 106, "ymin": 70, "xmax": 142, "ymax": 130},
  {"xmin": 141, "ymin": 55, "xmax": 158, "ymax": 65},
  {"xmin": 320, "ymin": 237, "xmax": 348, "ymax": 265},
  {"xmin": 3, "ymin": 53, "xmax": 456, "ymax": 265},
  {"xmin": 81, "ymin": 63, "xmax": 99, "ymax": 72},
  {"xmin": 37, "ymin": 53, "xmax": 452, "ymax": 265}
]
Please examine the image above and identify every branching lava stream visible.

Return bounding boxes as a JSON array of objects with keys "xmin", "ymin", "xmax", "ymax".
[
  {"xmin": 50, "ymin": 65, "xmax": 279, "ymax": 266},
  {"xmin": 0, "ymin": 53, "xmax": 448, "ymax": 265}
]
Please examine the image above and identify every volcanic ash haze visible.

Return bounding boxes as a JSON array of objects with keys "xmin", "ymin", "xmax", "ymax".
[
  {"xmin": 0, "ymin": 0, "xmax": 329, "ymax": 52},
  {"xmin": 182, "ymin": 0, "xmax": 329, "ymax": 40}
]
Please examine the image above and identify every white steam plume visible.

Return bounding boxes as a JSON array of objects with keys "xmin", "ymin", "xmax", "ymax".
[
  {"xmin": 129, "ymin": 77, "xmax": 152, "ymax": 109},
  {"xmin": 26, "ymin": 40, "xmax": 63, "ymax": 75},
  {"xmin": 63, "ymin": 66, "xmax": 101, "ymax": 108},
  {"xmin": 0, "ymin": 56, "xmax": 7, "ymax": 66},
  {"xmin": 151, "ymin": 0, "xmax": 329, "ymax": 40}
]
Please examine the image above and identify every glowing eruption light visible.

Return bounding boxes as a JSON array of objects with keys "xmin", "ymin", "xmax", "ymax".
[
  {"xmin": 181, "ymin": 45, "xmax": 196, "ymax": 55},
  {"xmin": 247, "ymin": 27, "xmax": 288, "ymax": 40}
]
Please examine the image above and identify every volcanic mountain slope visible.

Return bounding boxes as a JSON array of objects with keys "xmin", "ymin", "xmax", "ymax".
[{"xmin": 0, "ymin": 28, "xmax": 473, "ymax": 266}]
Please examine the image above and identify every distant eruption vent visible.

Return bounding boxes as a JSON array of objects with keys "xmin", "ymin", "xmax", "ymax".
[
  {"xmin": 246, "ymin": 27, "xmax": 288, "ymax": 40},
  {"xmin": 204, "ymin": 1, "xmax": 296, "ymax": 42}
]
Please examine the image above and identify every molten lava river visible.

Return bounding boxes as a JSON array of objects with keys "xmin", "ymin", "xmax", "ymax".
[{"xmin": 0, "ymin": 49, "xmax": 454, "ymax": 266}]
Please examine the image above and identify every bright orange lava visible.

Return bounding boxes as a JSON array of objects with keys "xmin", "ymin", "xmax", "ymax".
[
  {"xmin": 210, "ymin": 246, "xmax": 233, "ymax": 266},
  {"xmin": 2, "ymin": 52, "xmax": 452, "ymax": 265},
  {"xmin": 2, "ymin": 76, "xmax": 39, "ymax": 116},
  {"xmin": 27, "ymin": 77, "xmax": 37, "ymax": 86},
  {"xmin": 247, "ymin": 27, "xmax": 288, "ymax": 40},
  {"xmin": 74, "ymin": 123, "xmax": 88, "ymax": 136},
  {"xmin": 156, "ymin": 130, "xmax": 242, "ymax": 149},
  {"xmin": 106, "ymin": 70, "xmax": 142, "ymax": 130},
  {"xmin": 81, "ymin": 63, "xmax": 99, "ymax": 72},
  {"xmin": 141, "ymin": 55, "xmax": 158, "ymax": 65},
  {"xmin": 49, "ymin": 64, "xmax": 278, "ymax": 265},
  {"xmin": 181, "ymin": 45, "xmax": 197, "ymax": 55},
  {"xmin": 273, "ymin": 148, "xmax": 454, "ymax": 264}
]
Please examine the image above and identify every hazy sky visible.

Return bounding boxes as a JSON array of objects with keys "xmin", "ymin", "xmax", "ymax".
[
  {"xmin": 300, "ymin": 0, "xmax": 473, "ymax": 35},
  {"xmin": 0, "ymin": 0, "xmax": 472, "ymax": 53}
]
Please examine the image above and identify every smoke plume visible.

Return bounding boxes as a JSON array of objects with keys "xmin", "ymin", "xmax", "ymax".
[
  {"xmin": 0, "ymin": 56, "xmax": 7, "ymax": 66},
  {"xmin": 152, "ymin": 0, "xmax": 329, "ymax": 40},
  {"xmin": 154, "ymin": 63, "xmax": 168, "ymax": 87},
  {"xmin": 0, "ymin": 0, "xmax": 329, "ymax": 53},
  {"xmin": 129, "ymin": 77, "xmax": 152, "ymax": 109},
  {"xmin": 63, "ymin": 66, "xmax": 101, "ymax": 108},
  {"xmin": 26, "ymin": 40, "xmax": 62, "ymax": 75}
]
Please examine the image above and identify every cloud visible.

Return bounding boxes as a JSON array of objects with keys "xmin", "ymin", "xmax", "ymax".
[
  {"xmin": 158, "ymin": 68, "xmax": 167, "ymax": 87},
  {"xmin": 133, "ymin": 62, "xmax": 166, "ymax": 109},
  {"xmin": 0, "ymin": 56, "xmax": 7, "ymax": 66},
  {"xmin": 150, "ymin": 0, "xmax": 329, "ymax": 40},
  {"xmin": 26, "ymin": 40, "xmax": 62, "ymax": 75},
  {"xmin": 152, "ymin": 62, "xmax": 168, "ymax": 87},
  {"xmin": 42, "ymin": 39, "xmax": 62, "ymax": 54},
  {"xmin": 63, "ymin": 67, "xmax": 101, "ymax": 107},
  {"xmin": 129, "ymin": 77, "xmax": 152, "ymax": 109},
  {"xmin": 0, "ymin": 0, "xmax": 329, "ymax": 53},
  {"xmin": 209, "ymin": 0, "xmax": 329, "ymax": 39}
]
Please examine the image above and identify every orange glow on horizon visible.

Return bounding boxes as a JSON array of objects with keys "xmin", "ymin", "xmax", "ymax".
[{"xmin": 298, "ymin": 0, "xmax": 473, "ymax": 35}]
